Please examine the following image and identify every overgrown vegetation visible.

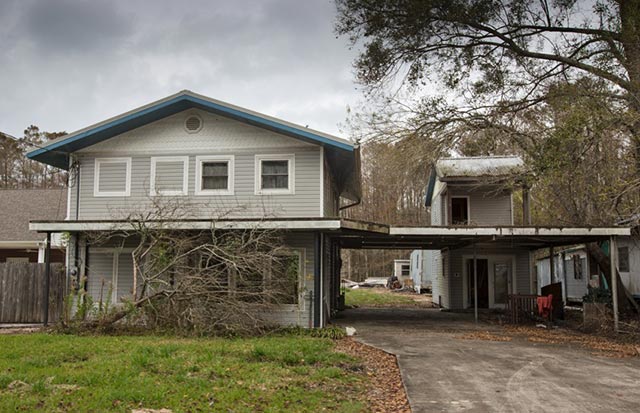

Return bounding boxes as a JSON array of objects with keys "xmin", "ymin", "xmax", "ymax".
[
  {"xmin": 344, "ymin": 288, "xmax": 417, "ymax": 308},
  {"xmin": 61, "ymin": 199, "xmax": 305, "ymax": 336},
  {"xmin": 0, "ymin": 334, "xmax": 367, "ymax": 412}
]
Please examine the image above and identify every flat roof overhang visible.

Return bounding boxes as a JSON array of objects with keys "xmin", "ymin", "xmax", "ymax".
[
  {"xmin": 29, "ymin": 219, "xmax": 630, "ymax": 250},
  {"xmin": 338, "ymin": 226, "xmax": 631, "ymax": 250}
]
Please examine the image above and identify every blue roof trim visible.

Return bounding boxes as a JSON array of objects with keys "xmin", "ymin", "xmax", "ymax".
[
  {"xmin": 28, "ymin": 93, "xmax": 353, "ymax": 169},
  {"xmin": 424, "ymin": 168, "xmax": 437, "ymax": 207}
]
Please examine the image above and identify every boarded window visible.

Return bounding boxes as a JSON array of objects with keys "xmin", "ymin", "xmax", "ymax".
[
  {"xmin": 451, "ymin": 197, "xmax": 469, "ymax": 225},
  {"xmin": 202, "ymin": 162, "xmax": 229, "ymax": 190},
  {"xmin": 618, "ymin": 246, "xmax": 630, "ymax": 272},
  {"xmin": 151, "ymin": 157, "xmax": 188, "ymax": 196},
  {"xmin": 261, "ymin": 160, "xmax": 289, "ymax": 189},
  {"xmin": 95, "ymin": 158, "xmax": 130, "ymax": 197}
]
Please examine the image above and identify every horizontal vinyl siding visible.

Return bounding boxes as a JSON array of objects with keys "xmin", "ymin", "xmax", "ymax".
[
  {"xmin": 323, "ymin": 159, "xmax": 338, "ymax": 217},
  {"xmin": 155, "ymin": 161, "xmax": 185, "ymax": 192},
  {"xmin": 87, "ymin": 253, "xmax": 113, "ymax": 304},
  {"xmin": 449, "ymin": 188, "xmax": 512, "ymax": 226},
  {"xmin": 71, "ymin": 108, "xmax": 322, "ymax": 220},
  {"xmin": 97, "ymin": 162, "xmax": 127, "ymax": 193},
  {"xmin": 72, "ymin": 148, "xmax": 321, "ymax": 219}
]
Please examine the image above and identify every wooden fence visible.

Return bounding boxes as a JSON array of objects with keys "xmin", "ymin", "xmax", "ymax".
[
  {"xmin": 506, "ymin": 294, "xmax": 538, "ymax": 324},
  {"xmin": 0, "ymin": 263, "xmax": 65, "ymax": 324}
]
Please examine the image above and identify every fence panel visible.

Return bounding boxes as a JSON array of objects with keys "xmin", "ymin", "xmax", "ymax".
[{"xmin": 0, "ymin": 263, "xmax": 65, "ymax": 323}]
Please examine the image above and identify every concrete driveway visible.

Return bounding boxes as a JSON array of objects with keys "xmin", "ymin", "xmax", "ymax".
[{"xmin": 334, "ymin": 308, "xmax": 640, "ymax": 413}]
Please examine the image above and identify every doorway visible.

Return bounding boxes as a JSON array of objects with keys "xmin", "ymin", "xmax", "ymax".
[{"xmin": 466, "ymin": 258, "xmax": 489, "ymax": 308}]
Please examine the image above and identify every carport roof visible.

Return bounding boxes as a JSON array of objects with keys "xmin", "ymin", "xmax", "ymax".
[
  {"xmin": 338, "ymin": 225, "xmax": 630, "ymax": 249},
  {"xmin": 30, "ymin": 218, "xmax": 629, "ymax": 250}
]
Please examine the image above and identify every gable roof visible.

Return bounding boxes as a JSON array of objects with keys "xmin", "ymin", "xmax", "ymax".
[
  {"xmin": 27, "ymin": 90, "xmax": 354, "ymax": 169},
  {"xmin": 0, "ymin": 189, "xmax": 67, "ymax": 242},
  {"xmin": 425, "ymin": 156, "xmax": 524, "ymax": 207}
]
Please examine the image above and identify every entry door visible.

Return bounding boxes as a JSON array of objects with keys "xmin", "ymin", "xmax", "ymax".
[
  {"xmin": 467, "ymin": 259, "xmax": 489, "ymax": 308},
  {"xmin": 491, "ymin": 261, "xmax": 512, "ymax": 308}
]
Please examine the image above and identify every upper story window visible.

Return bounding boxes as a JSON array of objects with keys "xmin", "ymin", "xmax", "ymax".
[
  {"xmin": 150, "ymin": 156, "xmax": 189, "ymax": 196},
  {"xmin": 195, "ymin": 155, "xmax": 234, "ymax": 196},
  {"xmin": 255, "ymin": 154, "xmax": 295, "ymax": 195},
  {"xmin": 451, "ymin": 196, "xmax": 469, "ymax": 225},
  {"xmin": 93, "ymin": 157, "xmax": 131, "ymax": 197}
]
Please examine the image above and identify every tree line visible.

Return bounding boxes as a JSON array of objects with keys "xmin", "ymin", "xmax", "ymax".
[{"xmin": 0, "ymin": 126, "xmax": 67, "ymax": 189}]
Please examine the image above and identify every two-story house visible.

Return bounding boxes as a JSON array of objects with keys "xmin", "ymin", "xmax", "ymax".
[
  {"xmin": 26, "ymin": 90, "xmax": 361, "ymax": 328},
  {"xmin": 421, "ymin": 156, "xmax": 531, "ymax": 309}
]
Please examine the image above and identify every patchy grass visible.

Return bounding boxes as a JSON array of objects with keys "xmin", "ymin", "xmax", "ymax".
[
  {"xmin": 0, "ymin": 333, "xmax": 367, "ymax": 412},
  {"xmin": 344, "ymin": 288, "xmax": 417, "ymax": 308}
]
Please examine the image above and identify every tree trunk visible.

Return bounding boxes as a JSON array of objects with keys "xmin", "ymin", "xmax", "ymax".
[
  {"xmin": 620, "ymin": 0, "xmax": 640, "ymax": 168},
  {"xmin": 585, "ymin": 242, "xmax": 639, "ymax": 313}
]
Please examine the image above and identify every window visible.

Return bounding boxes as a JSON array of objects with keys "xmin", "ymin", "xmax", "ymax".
[
  {"xmin": 255, "ymin": 154, "xmax": 295, "ymax": 195},
  {"xmin": 235, "ymin": 251, "xmax": 302, "ymax": 305},
  {"xmin": 150, "ymin": 156, "xmax": 188, "ymax": 196},
  {"xmin": 572, "ymin": 255, "xmax": 584, "ymax": 279},
  {"xmin": 195, "ymin": 155, "xmax": 234, "ymax": 195},
  {"xmin": 270, "ymin": 252, "xmax": 302, "ymax": 305},
  {"xmin": 94, "ymin": 158, "xmax": 131, "ymax": 197},
  {"xmin": 451, "ymin": 196, "xmax": 469, "ymax": 225},
  {"xmin": 618, "ymin": 246, "xmax": 630, "ymax": 272},
  {"xmin": 401, "ymin": 264, "xmax": 410, "ymax": 277}
]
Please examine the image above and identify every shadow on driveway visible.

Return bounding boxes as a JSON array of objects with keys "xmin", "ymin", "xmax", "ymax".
[{"xmin": 334, "ymin": 307, "xmax": 640, "ymax": 413}]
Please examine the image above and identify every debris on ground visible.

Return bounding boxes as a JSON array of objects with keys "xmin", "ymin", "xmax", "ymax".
[
  {"xmin": 131, "ymin": 409, "xmax": 172, "ymax": 413},
  {"xmin": 335, "ymin": 338, "xmax": 411, "ymax": 413},
  {"xmin": 506, "ymin": 325, "xmax": 640, "ymax": 358},
  {"xmin": 345, "ymin": 326, "xmax": 357, "ymax": 336},
  {"xmin": 458, "ymin": 331, "xmax": 513, "ymax": 342}
]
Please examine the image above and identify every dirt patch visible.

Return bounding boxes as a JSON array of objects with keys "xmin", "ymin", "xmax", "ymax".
[{"xmin": 335, "ymin": 338, "xmax": 411, "ymax": 413}]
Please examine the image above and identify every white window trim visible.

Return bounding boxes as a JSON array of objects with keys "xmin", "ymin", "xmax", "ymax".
[
  {"xmin": 93, "ymin": 157, "xmax": 132, "ymax": 197},
  {"xmin": 255, "ymin": 154, "xmax": 295, "ymax": 195},
  {"xmin": 150, "ymin": 156, "xmax": 189, "ymax": 196},
  {"xmin": 195, "ymin": 155, "xmax": 235, "ymax": 196}
]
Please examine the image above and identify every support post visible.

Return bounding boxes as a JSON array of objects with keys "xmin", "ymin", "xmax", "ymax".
[
  {"xmin": 313, "ymin": 232, "xmax": 322, "ymax": 328},
  {"xmin": 549, "ymin": 246, "xmax": 555, "ymax": 283},
  {"xmin": 473, "ymin": 242, "xmax": 478, "ymax": 324},
  {"xmin": 522, "ymin": 185, "xmax": 531, "ymax": 225},
  {"xmin": 43, "ymin": 232, "xmax": 51, "ymax": 327},
  {"xmin": 610, "ymin": 236, "xmax": 619, "ymax": 333}
]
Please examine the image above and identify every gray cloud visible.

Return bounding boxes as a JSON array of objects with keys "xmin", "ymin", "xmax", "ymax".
[{"xmin": 0, "ymin": 0, "xmax": 360, "ymax": 139}]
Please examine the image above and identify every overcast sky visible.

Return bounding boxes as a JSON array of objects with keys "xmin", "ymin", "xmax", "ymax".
[{"xmin": 0, "ymin": 0, "xmax": 362, "ymax": 139}]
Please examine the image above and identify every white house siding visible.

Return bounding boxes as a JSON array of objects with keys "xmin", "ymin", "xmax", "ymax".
[
  {"xmin": 431, "ymin": 251, "xmax": 449, "ymax": 308},
  {"xmin": 410, "ymin": 250, "xmax": 435, "ymax": 293},
  {"xmin": 445, "ymin": 247, "xmax": 530, "ymax": 309},
  {"xmin": 322, "ymin": 156, "xmax": 339, "ymax": 217},
  {"xmin": 536, "ymin": 251, "xmax": 589, "ymax": 301},
  {"xmin": 70, "ymin": 109, "xmax": 322, "ymax": 220},
  {"xmin": 617, "ymin": 237, "xmax": 640, "ymax": 296},
  {"xmin": 449, "ymin": 188, "xmax": 512, "ymax": 226},
  {"xmin": 86, "ymin": 252, "xmax": 114, "ymax": 304},
  {"xmin": 83, "ymin": 231, "xmax": 318, "ymax": 327}
]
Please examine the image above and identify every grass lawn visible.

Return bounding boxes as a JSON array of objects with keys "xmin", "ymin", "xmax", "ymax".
[
  {"xmin": 344, "ymin": 288, "xmax": 417, "ymax": 308},
  {"xmin": 0, "ymin": 333, "xmax": 367, "ymax": 412}
]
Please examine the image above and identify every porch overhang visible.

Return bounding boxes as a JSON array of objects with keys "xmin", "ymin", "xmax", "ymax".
[
  {"xmin": 29, "ymin": 218, "xmax": 348, "ymax": 233},
  {"xmin": 29, "ymin": 219, "xmax": 630, "ymax": 251}
]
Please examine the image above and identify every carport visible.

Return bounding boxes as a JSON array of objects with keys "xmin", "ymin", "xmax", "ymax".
[{"xmin": 329, "ymin": 220, "xmax": 630, "ymax": 329}]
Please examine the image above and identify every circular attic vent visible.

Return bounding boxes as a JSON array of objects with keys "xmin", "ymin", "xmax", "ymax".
[{"xmin": 185, "ymin": 115, "xmax": 203, "ymax": 133}]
